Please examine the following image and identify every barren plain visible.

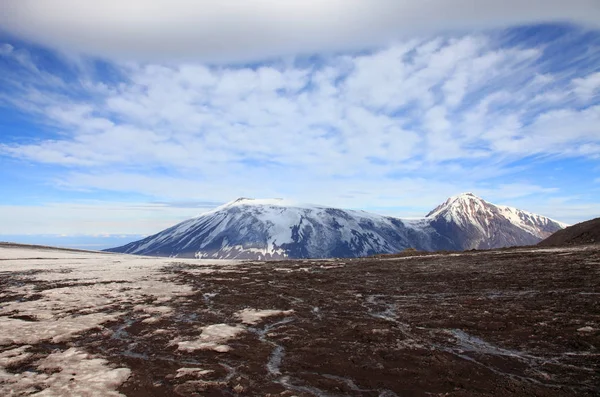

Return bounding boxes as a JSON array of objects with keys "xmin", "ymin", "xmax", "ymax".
[{"xmin": 0, "ymin": 243, "xmax": 598, "ymax": 396}]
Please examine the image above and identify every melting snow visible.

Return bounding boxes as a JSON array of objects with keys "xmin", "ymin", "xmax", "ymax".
[
  {"xmin": 0, "ymin": 312, "xmax": 124, "ymax": 345},
  {"xmin": 0, "ymin": 345, "xmax": 33, "ymax": 368},
  {"xmin": 0, "ymin": 348, "xmax": 130, "ymax": 397},
  {"xmin": 235, "ymin": 308, "xmax": 294, "ymax": 325},
  {"xmin": 175, "ymin": 324, "xmax": 246, "ymax": 353},
  {"xmin": 175, "ymin": 367, "xmax": 214, "ymax": 378},
  {"xmin": 577, "ymin": 326, "xmax": 596, "ymax": 333},
  {"xmin": 0, "ymin": 245, "xmax": 241, "ymax": 395}
]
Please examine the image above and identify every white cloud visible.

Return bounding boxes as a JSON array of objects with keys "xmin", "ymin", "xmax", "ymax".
[
  {"xmin": 2, "ymin": 36, "xmax": 599, "ymax": 182},
  {"xmin": 1, "ymin": 28, "xmax": 600, "ymax": 233},
  {"xmin": 510, "ymin": 196, "xmax": 600, "ymax": 225},
  {"xmin": 478, "ymin": 183, "xmax": 560, "ymax": 201},
  {"xmin": 573, "ymin": 72, "xmax": 600, "ymax": 100},
  {"xmin": 492, "ymin": 106, "xmax": 600, "ymax": 156},
  {"xmin": 1, "ymin": 1, "xmax": 599, "ymax": 62}
]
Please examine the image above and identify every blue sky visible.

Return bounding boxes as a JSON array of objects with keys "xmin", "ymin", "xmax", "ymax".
[{"xmin": 0, "ymin": 1, "xmax": 599, "ymax": 249}]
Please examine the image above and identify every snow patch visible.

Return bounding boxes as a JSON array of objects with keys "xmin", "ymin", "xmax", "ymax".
[
  {"xmin": 577, "ymin": 326, "xmax": 596, "ymax": 333},
  {"xmin": 0, "ymin": 348, "xmax": 130, "ymax": 397},
  {"xmin": 175, "ymin": 367, "xmax": 214, "ymax": 378},
  {"xmin": 235, "ymin": 308, "xmax": 294, "ymax": 325},
  {"xmin": 0, "ymin": 312, "xmax": 124, "ymax": 345},
  {"xmin": 175, "ymin": 324, "xmax": 246, "ymax": 353},
  {"xmin": 141, "ymin": 317, "xmax": 161, "ymax": 324},
  {"xmin": 0, "ymin": 345, "xmax": 33, "ymax": 368},
  {"xmin": 133, "ymin": 305, "xmax": 172, "ymax": 315}
]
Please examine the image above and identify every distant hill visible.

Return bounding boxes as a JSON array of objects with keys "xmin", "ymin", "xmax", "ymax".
[
  {"xmin": 538, "ymin": 217, "xmax": 600, "ymax": 247},
  {"xmin": 0, "ymin": 242, "xmax": 98, "ymax": 253}
]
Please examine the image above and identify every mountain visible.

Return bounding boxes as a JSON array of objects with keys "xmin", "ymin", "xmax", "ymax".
[
  {"xmin": 106, "ymin": 194, "xmax": 567, "ymax": 259},
  {"xmin": 426, "ymin": 193, "xmax": 568, "ymax": 250},
  {"xmin": 106, "ymin": 198, "xmax": 454, "ymax": 259},
  {"xmin": 538, "ymin": 217, "xmax": 600, "ymax": 247}
]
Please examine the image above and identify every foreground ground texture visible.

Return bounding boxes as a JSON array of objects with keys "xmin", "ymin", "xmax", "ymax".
[{"xmin": 0, "ymin": 243, "xmax": 598, "ymax": 396}]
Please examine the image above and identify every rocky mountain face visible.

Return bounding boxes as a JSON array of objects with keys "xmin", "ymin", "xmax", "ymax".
[
  {"xmin": 106, "ymin": 194, "xmax": 567, "ymax": 259},
  {"xmin": 426, "ymin": 193, "xmax": 568, "ymax": 250}
]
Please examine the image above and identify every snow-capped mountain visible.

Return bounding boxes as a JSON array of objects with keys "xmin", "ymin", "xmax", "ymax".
[
  {"xmin": 426, "ymin": 193, "xmax": 568, "ymax": 250},
  {"xmin": 106, "ymin": 198, "xmax": 454, "ymax": 259},
  {"xmin": 106, "ymin": 194, "xmax": 567, "ymax": 259}
]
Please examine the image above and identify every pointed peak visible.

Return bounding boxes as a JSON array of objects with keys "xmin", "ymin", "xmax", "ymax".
[
  {"xmin": 426, "ymin": 192, "xmax": 488, "ymax": 218},
  {"xmin": 454, "ymin": 192, "xmax": 482, "ymax": 200},
  {"xmin": 443, "ymin": 192, "xmax": 488, "ymax": 206}
]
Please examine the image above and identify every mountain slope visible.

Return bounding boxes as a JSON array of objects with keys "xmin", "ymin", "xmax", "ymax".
[
  {"xmin": 107, "ymin": 198, "xmax": 454, "ymax": 259},
  {"xmin": 538, "ymin": 217, "xmax": 600, "ymax": 247},
  {"xmin": 427, "ymin": 193, "xmax": 568, "ymax": 250},
  {"xmin": 107, "ymin": 194, "xmax": 567, "ymax": 259}
]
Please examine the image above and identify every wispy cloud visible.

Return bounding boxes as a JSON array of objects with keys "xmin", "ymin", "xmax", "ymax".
[
  {"xmin": 0, "ymin": 24, "xmax": 599, "ymax": 235},
  {"xmin": 1, "ymin": 33, "xmax": 599, "ymax": 175},
  {"xmin": 573, "ymin": 72, "xmax": 600, "ymax": 100}
]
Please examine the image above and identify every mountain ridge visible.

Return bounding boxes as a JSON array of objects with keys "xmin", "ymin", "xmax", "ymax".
[{"xmin": 106, "ymin": 193, "xmax": 567, "ymax": 259}]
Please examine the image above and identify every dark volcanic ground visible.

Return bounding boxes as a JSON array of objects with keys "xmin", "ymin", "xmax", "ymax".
[
  {"xmin": 539, "ymin": 218, "xmax": 600, "ymax": 247},
  {"xmin": 1, "ymin": 245, "xmax": 599, "ymax": 396}
]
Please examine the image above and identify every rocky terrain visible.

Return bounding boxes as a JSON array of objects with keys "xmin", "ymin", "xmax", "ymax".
[
  {"xmin": 539, "ymin": 218, "xmax": 600, "ymax": 247},
  {"xmin": 107, "ymin": 193, "xmax": 567, "ymax": 259},
  {"xmin": 1, "ymin": 243, "xmax": 598, "ymax": 396}
]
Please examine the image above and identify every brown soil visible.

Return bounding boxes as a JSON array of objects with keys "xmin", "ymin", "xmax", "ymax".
[
  {"xmin": 539, "ymin": 218, "xmax": 600, "ymax": 247},
  {"xmin": 3, "ymin": 246, "xmax": 600, "ymax": 396}
]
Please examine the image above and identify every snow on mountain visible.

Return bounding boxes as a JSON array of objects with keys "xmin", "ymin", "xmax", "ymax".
[
  {"xmin": 107, "ymin": 194, "xmax": 567, "ymax": 259},
  {"xmin": 426, "ymin": 193, "xmax": 568, "ymax": 250}
]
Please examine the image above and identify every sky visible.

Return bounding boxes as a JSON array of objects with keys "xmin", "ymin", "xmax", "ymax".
[{"xmin": 0, "ymin": 1, "xmax": 599, "ymax": 249}]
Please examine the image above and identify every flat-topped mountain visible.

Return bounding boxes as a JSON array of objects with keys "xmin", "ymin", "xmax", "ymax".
[{"xmin": 107, "ymin": 194, "xmax": 567, "ymax": 259}]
